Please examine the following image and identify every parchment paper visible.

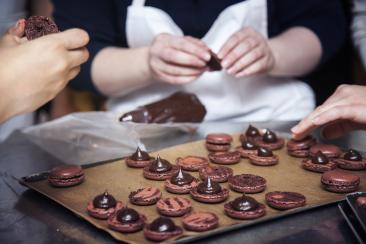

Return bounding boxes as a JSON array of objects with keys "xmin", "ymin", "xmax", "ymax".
[{"xmin": 22, "ymin": 135, "xmax": 366, "ymax": 244}]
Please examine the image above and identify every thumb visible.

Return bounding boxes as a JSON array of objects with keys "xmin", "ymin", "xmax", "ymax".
[
  {"xmin": 8, "ymin": 19, "xmax": 26, "ymax": 37},
  {"xmin": 50, "ymin": 28, "xmax": 90, "ymax": 50}
]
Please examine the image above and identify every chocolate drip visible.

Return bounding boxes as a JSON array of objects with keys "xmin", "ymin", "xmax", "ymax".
[
  {"xmin": 130, "ymin": 147, "xmax": 150, "ymax": 161},
  {"xmin": 312, "ymin": 151, "xmax": 329, "ymax": 164},
  {"xmin": 116, "ymin": 207, "xmax": 140, "ymax": 224},
  {"xmin": 170, "ymin": 168, "xmax": 194, "ymax": 186},
  {"xmin": 257, "ymin": 147, "xmax": 273, "ymax": 157},
  {"xmin": 231, "ymin": 194, "xmax": 259, "ymax": 211},
  {"xmin": 197, "ymin": 177, "xmax": 222, "ymax": 195},
  {"xmin": 150, "ymin": 217, "xmax": 177, "ymax": 232},
  {"xmin": 246, "ymin": 125, "xmax": 260, "ymax": 137},
  {"xmin": 92, "ymin": 191, "xmax": 117, "ymax": 209},
  {"xmin": 149, "ymin": 155, "xmax": 172, "ymax": 173},
  {"xmin": 263, "ymin": 129, "xmax": 277, "ymax": 143},
  {"xmin": 242, "ymin": 140, "xmax": 257, "ymax": 150},
  {"xmin": 344, "ymin": 149, "xmax": 362, "ymax": 161}
]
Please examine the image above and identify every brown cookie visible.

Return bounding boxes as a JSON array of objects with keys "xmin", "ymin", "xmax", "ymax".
[
  {"xmin": 190, "ymin": 177, "xmax": 229, "ymax": 203},
  {"xmin": 48, "ymin": 164, "xmax": 85, "ymax": 187},
  {"xmin": 199, "ymin": 165, "xmax": 233, "ymax": 183},
  {"xmin": 182, "ymin": 212, "xmax": 219, "ymax": 232},
  {"xmin": 287, "ymin": 135, "xmax": 316, "ymax": 158},
  {"xmin": 125, "ymin": 147, "xmax": 155, "ymax": 168},
  {"xmin": 224, "ymin": 195, "xmax": 266, "ymax": 220},
  {"xmin": 176, "ymin": 155, "xmax": 209, "ymax": 171},
  {"xmin": 249, "ymin": 147, "xmax": 279, "ymax": 166},
  {"xmin": 205, "ymin": 133, "xmax": 232, "ymax": 152},
  {"xmin": 129, "ymin": 187, "xmax": 162, "ymax": 206},
  {"xmin": 156, "ymin": 197, "xmax": 192, "ymax": 217},
  {"xmin": 302, "ymin": 151, "xmax": 337, "ymax": 173},
  {"xmin": 335, "ymin": 149, "xmax": 366, "ymax": 170},
  {"xmin": 208, "ymin": 151, "xmax": 241, "ymax": 165},
  {"xmin": 309, "ymin": 144, "xmax": 341, "ymax": 158},
  {"xmin": 254, "ymin": 129, "xmax": 285, "ymax": 151},
  {"xmin": 265, "ymin": 191, "xmax": 306, "ymax": 210},
  {"xmin": 165, "ymin": 168, "xmax": 199, "ymax": 194},
  {"xmin": 87, "ymin": 191, "xmax": 124, "ymax": 219},
  {"xmin": 228, "ymin": 174, "xmax": 266, "ymax": 193},
  {"xmin": 25, "ymin": 16, "xmax": 59, "ymax": 40},
  {"xmin": 144, "ymin": 217, "xmax": 183, "ymax": 241},
  {"xmin": 107, "ymin": 207, "xmax": 146, "ymax": 233},
  {"xmin": 143, "ymin": 156, "xmax": 179, "ymax": 180}
]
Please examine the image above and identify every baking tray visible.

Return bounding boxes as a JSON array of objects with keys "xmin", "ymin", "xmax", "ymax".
[
  {"xmin": 20, "ymin": 135, "xmax": 366, "ymax": 243},
  {"xmin": 338, "ymin": 201, "xmax": 365, "ymax": 243}
]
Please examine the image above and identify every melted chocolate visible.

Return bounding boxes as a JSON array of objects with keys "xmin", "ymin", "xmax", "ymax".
[
  {"xmin": 92, "ymin": 191, "xmax": 117, "ymax": 209},
  {"xmin": 149, "ymin": 155, "xmax": 172, "ymax": 173},
  {"xmin": 119, "ymin": 92, "xmax": 206, "ymax": 123},
  {"xmin": 207, "ymin": 50, "xmax": 222, "ymax": 71},
  {"xmin": 242, "ymin": 140, "xmax": 257, "ymax": 150},
  {"xmin": 197, "ymin": 177, "xmax": 222, "ymax": 195},
  {"xmin": 116, "ymin": 207, "xmax": 140, "ymax": 224},
  {"xmin": 246, "ymin": 125, "xmax": 260, "ymax": 137},
  {"xmin": 149, "ymin": 217, "xmax": 176, "ymax": 232},
  {"xmin": 130, "ymin": 147, "xmax": 150, "ymax": 161},
  {"xmin": 263, "ymin": 129, "xmax": 277, "ymax": 143},
  {"xmin": 312, "ymin": 151, "xmax": 329, "ymax": 164},
  {"xmin": 170, "ymin": 168, "xmax": 194, "ymax": 186},
  {"xmin": 257, "ymin": 147, "xmax": 273, "ymax": 157},
  {"xmin": 231, "ymin": 195, "xmax": 259, "ymax": 211},
  {"xmin": 344, "ymin": 149, "xmax": 362, "ymax": 161}
]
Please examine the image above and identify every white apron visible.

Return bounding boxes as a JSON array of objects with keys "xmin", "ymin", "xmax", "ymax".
[{"xmin": 107, "ymin": 0, "xmax": 315, "ymax": 121}]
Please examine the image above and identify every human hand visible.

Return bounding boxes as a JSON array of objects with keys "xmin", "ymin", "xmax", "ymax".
[
  {"xmin": 148, "ymin": 33, "xmax": 211, "ymax": 84},
  {"xmin": 0, "ymin": 22, "xmax": 89, "ymax": 122},
  {"xmin": 218, "ymin": 27, "xmax": 275, "ymax": 77},
  {"xmin": 291, "ymin": 85, "xmax": 366, "ymax": 140}
]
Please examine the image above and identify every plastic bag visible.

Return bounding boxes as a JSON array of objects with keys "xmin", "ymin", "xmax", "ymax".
[{"xmin": 21, "ymin": 112, "xmax": 198, "ymax": 164}]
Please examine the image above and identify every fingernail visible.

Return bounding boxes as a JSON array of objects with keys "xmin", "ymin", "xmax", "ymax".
[
  {"xmin": 291, "ymin": 126, "xmax": 299, "ymax": 133},
  {"xmin": 204, "ymin": 53, "xmax": 211, "ymax": 61},
  {"xmin": 222, "ymin": 60, "xmax": 228, "ymax": 68},
  {"xmin": 217, "ymin": 53, "xmax": 223, "ymax": 59},
  {"xmin": 227, "ymin": 68, "xmax": 235, "ymax": 74}
]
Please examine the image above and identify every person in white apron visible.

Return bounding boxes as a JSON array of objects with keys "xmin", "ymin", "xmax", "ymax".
[{"xmin": 52, "ymin": 0, "xmax": 346, "ymax": 122}]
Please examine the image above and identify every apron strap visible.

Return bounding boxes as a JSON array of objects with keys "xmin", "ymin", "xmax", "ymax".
[{"xmin": 131, "ymin": 0, "xmax": 146, "ymax": 7}]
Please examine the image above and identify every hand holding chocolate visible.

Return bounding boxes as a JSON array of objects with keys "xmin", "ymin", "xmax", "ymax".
[{"xmin": 119, "ymin": 92, "xmax": 206, "ymax": 123}]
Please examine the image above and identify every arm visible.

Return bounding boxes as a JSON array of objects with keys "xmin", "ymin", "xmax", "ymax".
[{"xmin": 352, "ymin": 0, "xmax": 366, "ymax": 69}]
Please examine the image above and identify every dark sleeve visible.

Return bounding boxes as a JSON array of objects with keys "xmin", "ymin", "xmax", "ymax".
[
  {"xmin": 52, "ymin": 0, "xmax": 128, "ymax": 94},
  {"xmin": 268, "ymin": 0, "xmax": 346, "ymax": 66}
]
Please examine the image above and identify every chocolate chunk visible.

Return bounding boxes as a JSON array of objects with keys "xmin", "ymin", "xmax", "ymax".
[
  {"xmin": 93, "ymin": 191, "xmax": 117, "ymax": 209},
  {"xmin": 149, "ymin": 217, "xmax": 177, "ymax": 232},
  {"xmin": 311, "ymin": 151, "xmax": 329, "ymax": 164},
  {"xmin": 116, "ymin": 207, "xmax": 140, "ymax": 224},
  {"xmin": 263, "ymin": 129, "xmax": 277, "ymax": 143},
  {"xmin": 170, "ymin": 168, "xmax": 194, "ymax": 186},
  {"xmin": 197, "ymin": 177, "xmax": 222, "ymax": 194},
  {"xmin": 25, "ymin": 16, "xmax": 59, "ymax": 40},
  {"xmin": 344, "ymin": 149, "xmax": 362, "ymax": 161},
  {"xmin": 119, "ymin": 92, "xmax": 206, "ymax": 123},
  {"xmin": 148, "ymin": 156, "xmax": 172, "ymax": 173},
  {"xmin": 231, "ymin": 195, "xmax": 259, "ymax": 211},
  {"xmin": 130, "ymin": 147, "xmax": 150, "ymax": 161},
  {"xmin": 246, "ymin": 125, "xmax": 260, "ymax": 137},
  {"xmin": 242, "ymin": 140, "xmax": 257, "ymax": 150},
  {"xmin": 207, "ymin": 50, "xmax": 222, "ymax": 71},
  {"xmin": 257, "ymin": 147, "xmax": 273, "ymax": 157}
]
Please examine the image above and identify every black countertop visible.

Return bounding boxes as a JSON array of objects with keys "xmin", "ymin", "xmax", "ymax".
[{"xmin": 0, "ymin": 121, "xmax": 363, "ymax": 244}]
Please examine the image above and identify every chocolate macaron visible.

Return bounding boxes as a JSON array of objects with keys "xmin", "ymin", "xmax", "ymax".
[
  {"xmin": 129, "ymin": 187, "xmax": 162, "ymax": 205},
  {"xmin": 165, "ymin": 168, "xmax": 199, "ymax": 194},
  {"xmin": 190, "ymin": 177, "xmax": 229, "ymax": 203},
  {"xmin": 205, "ymin": 133, "xmax": 233, "ymax": 152},
  {"xmin": 239, "ymin": 125, "xmax": 261, "ymax": 144},
  {"xmin": 309, "ymin": 144, "xmax": 341, "ymax": 158},
  {"xmin": 176, "ymin": 155, "xmax": 209, "ymax": 171},
  {"xmin": 48, "ymin": 164, "xmax": 85, "ymax": 187},
  {"xmin": 287, "ymin": 135, "xmax": 316, "ymax": 158},
  {"xmin": 156, "ymin": 197, "xmax": 192, "ymax": 217},
  {"xmin": 125, "ymin": 147, "xmax": 155, "ymax": 168},
  {"xmin": 228, "ymin": 174, "xmax": 266, "ymax": 193},
  {"xmin": 265, "ymin": 191, "xmax": 306, "ymax": 210},
  {"xmin": 25, "ymin": 16, "xmax": 59, "ymax": 40},
  {"xmin": 87, "ymin": 191, "xmax": 124, "ymax": 219},
  {"xmin": 321, "ymin": 170, "xmax": 360, "ymax": 193},
  {"xmin": 108, "ymin": 207, "xmax": 146, "ymax": 233},
  {"xmin": 182, "ymin": 212, "xmax": 219, "ymax": 232},
  {"xmin": 236, "ymin": 140, "xmax": 258, "ymax": 158},
  {"xmin": 249, "ymin": 147, "xmax": 279, "ymax": 166},
  {"xmin": 224, "ymin": 194, "xmax": 266, "ymax": 220},
  {"xmin": 143, "ymin": 155, "xmax": 178, "ymax": 180},
  {"xmin": 199, "ymin": 165, "xmax": 233, "ymax": 183},
  {"xmin": 302, "ymin": 151, "xmax": 337, "ymax": 173},
  {"xmin": 144, "ymin": 217, "xmax": 183, "ymax": 241},
  {"xmin": 335, "ymin": 149, "xmax": 366, "ymax": 170},
  {"xmin": 254, "ymin": 129, "xmax": 285, "ymax": 150},
  {"xmin": 208, "ymin": 151, "xmax": 241, "ymax": 165}
]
